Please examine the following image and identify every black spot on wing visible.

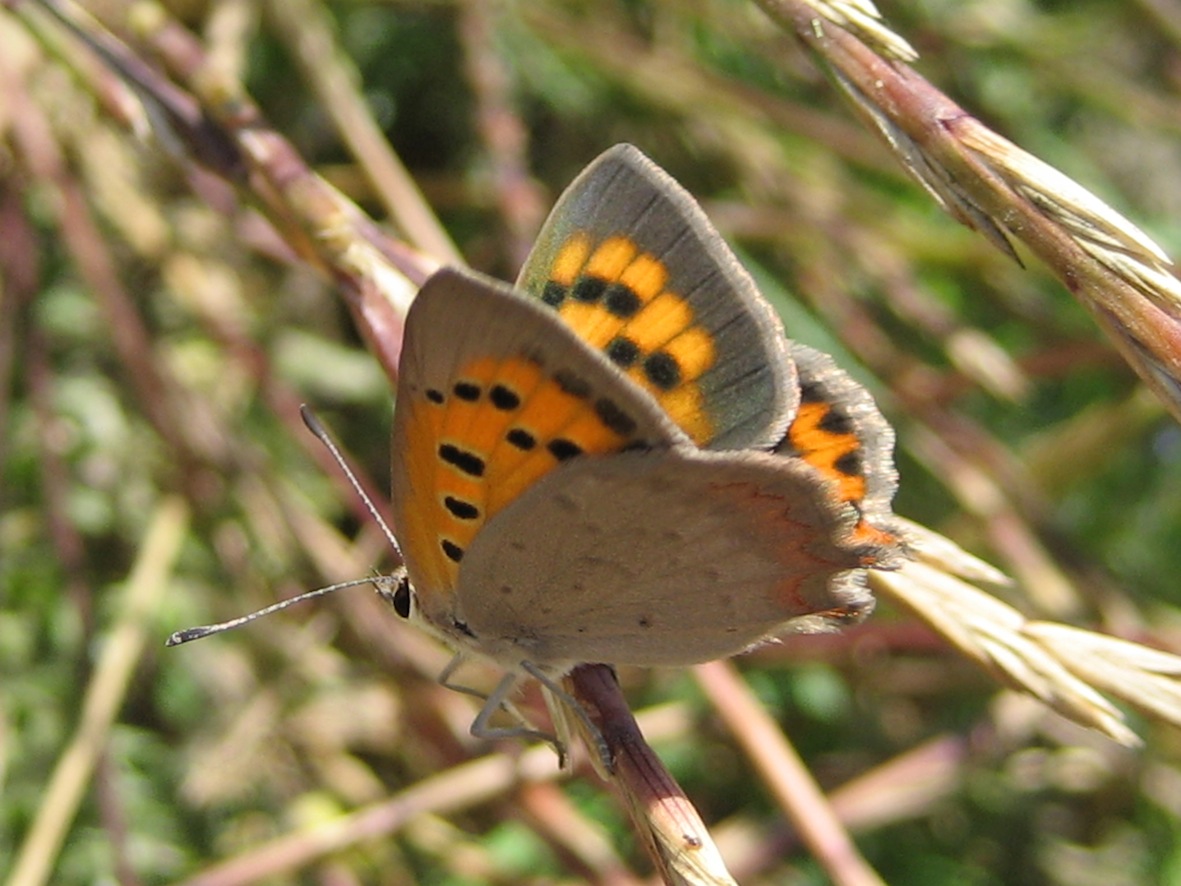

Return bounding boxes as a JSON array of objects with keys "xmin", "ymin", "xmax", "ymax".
[
  {"xmin": 643, "ymin": 351, "xmax": 681, "ymax": 390},
  {"xmin": 453, "ymin": 381, "xmax": 481, "ymax": 401},
  {"xmin": 603, "ymin": 283, "xmax": 641, "ymax": 317},
  {"xmin": 542, "ymin": 281, "xmax": 568, "ymax": 307},
  {"xmin": 547, "ymin": 438, "xmax": 584, "ymax": 461},
  {"xmin": 554, "ymin": 369, "xmax": 591, "ymax": 399},
  {"xmin": 441, "ymin": 539, "xmax": 464, "ymax": 562},
  {"xmin": 439, "ymin": 444, "xmax": 485, "ymax": 477},
  {"xmin": 594, "ymin": 398, "xmax": 637, "ymax": 437},
  {"xmin": 443, "ymin": 496, "xmax": 479, "ymax": 520},
  {"xmin": 605, "ymin": 336, "xmax": 640, "ymax": 369},
  {"xmin": 835, "ymin": 451, "xmax": 864, "ymax": 477},
  {"xmin": 489, "ymin": 384, "xmax": 521, "ymax": 410},
  {"xmin": 573, "ymin": 275, "xmax": 607, "ymax": 303},
  {"xmin": 799, "ymin": 380, "xmax": 824, "ymax": 403},
  {"xmin": 818, "ymin": 407, "xmax": 854, "ymax": 436},
  {"xmin": 506, "ymin": 428, "xmax": 536, "ymax": 450}
]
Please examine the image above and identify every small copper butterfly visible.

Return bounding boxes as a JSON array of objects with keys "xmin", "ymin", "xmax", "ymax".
[{"xmin": 386, "ymin": 145, "xmax": 904, "ymax": 728}]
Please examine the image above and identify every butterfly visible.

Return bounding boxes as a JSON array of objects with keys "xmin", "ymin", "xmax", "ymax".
[{"xmin": 384, "ymin": 144, "xmax": 904, "ymax": 750}]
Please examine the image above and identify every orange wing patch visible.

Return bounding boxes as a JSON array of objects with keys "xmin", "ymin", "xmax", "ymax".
[
  {"xmin": 408, "ymin": 354, "xmax": 648, "ymax": 589},
  {"xmin": 540, "ymin": 234, "xmax": 716, "ymax": 444},
  {"xmin": 787, "ymin": 392, "xmax": 899, "ymax": 551}
]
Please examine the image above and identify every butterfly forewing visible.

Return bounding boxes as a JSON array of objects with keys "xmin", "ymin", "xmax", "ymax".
[
  {"xmin": 391, "ymin": 267, "xmax": 689, "ymax": 629},
  {"xmin": 518, "ymin": 144, "xmax": 794, "ymax": 452}
]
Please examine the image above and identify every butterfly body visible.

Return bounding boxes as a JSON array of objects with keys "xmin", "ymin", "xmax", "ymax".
[{"xmin": 389, "ymin": 144, "xmax": 903, "ymax": 685}]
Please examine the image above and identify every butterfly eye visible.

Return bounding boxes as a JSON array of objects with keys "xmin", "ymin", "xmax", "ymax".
[
  {"xmin": 373, "ymin": 571, "xmax": 414, "ymax": 620},
  {"xmin": 391, "ymin": 575, "xmax": 413, "ymax": 619}
]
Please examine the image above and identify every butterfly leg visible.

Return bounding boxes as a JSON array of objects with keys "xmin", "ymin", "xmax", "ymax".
[
  {"xmin": 437, "ymin": 654, "xmax": 534, "ymax": 725},
  {"xmin": 470, "ymin": 672, "xmax": 567, "ymax": 760},
  {"xmin": 520, "ymin": 662, "xmax": 612, "ymax": 773},
  {"xmin": 435, "ymin": 655, "xmax": 566, "ymax": 761},
  {"xmin": 436, "ymin": 653, "xmax": 472, "ymax": 693}
]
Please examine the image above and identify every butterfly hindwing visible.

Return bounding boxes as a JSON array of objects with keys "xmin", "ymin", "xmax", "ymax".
[
  {"xmin": 391, "ymin": 267, "xmax": 689, "ymax": 629},
  {"xmin": 517, "ymin": 144, "xmax": 794, "ymax": 451},
  {"xmin": 776, "ymin": 342, "xmax": 903, "ymax": 555},
  {"xmin": 458, "ymin": 446, "xmax": 875, "ymax": 669}
]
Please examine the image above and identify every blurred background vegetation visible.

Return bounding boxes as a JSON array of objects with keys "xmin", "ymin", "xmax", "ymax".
[{"xmin": 4, "ymin": 0, "xmax": 1181, "ymax": 883}]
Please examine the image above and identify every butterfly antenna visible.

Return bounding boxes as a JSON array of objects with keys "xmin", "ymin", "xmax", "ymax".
[
  {"xmin": 165, "ymin": 577, "xmax": 378, "ymax": 646},
  {"xmin": 167, "ymin": 407, "xmax": 405, "ymax": 648},
  {"xmin": 299, "ymin": 404, "xmax": 404, "ymax": 561}
]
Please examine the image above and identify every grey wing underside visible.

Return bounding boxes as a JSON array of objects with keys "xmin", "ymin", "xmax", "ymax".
[{"xmin": 457, "ymin": 447, "xmax": 873, "ymax": 669}]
